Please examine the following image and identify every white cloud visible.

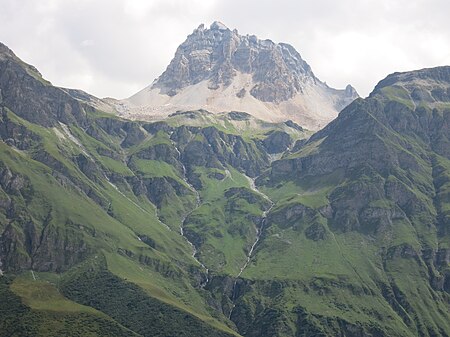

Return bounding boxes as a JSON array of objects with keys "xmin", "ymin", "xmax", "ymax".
[
  {"xmin": 80, "ymin": 39, "xmax": 95, "ymax": 47},
  {"xmin": 0, "ymin": 0, "xmax": 448, "ymax": 98}
]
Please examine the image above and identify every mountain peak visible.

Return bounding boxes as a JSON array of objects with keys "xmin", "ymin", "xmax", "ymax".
[
  {"xmin": 122, "ymin": 24, "xmax": 358, "ymax": 130},
  {"xmin": 210, "ymin": 21, "xmax": 229, "ymax": 31},
  {"xmin": 147, "ymin": 24, "xmax": 318, "ymax": 101},
  {"xmin": 373, "ymin": 66, "xmax": 450, "ymax": 92},
  {"xmin": 0, "ymin": 41, "xmax": 16, "ymax": 60},
  {"xmin": 370, "ymin": 66, "xmax": 450, "ymax": 107},
  {"xmin": 345, "ymin": 84, "xmax": 358, "ymax": 97}
]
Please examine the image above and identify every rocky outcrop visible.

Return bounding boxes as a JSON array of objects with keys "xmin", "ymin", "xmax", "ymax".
[
  {"xmin": 177, "ymin": 126, "xmax": 270, "ymax": 177},
  {"xmin": 304, "ymin": 223, "xmax": 327, "ymax": 241},
  {"xmin": 262, "ymin": 130, "xmax": 292, "ymax": 154},
  {"xmin": 0, "ymin": 108, "xmax": 41, "ymax": 150},
  {"xmin": 134, "ymin": 143, "xmax": 182, "ymax": 169},
  {"xmin": 0, "ymin": 219, "xmax": 90, "ymax": 273},
  {"xmin": 121, "ymin": 123, "xmax": 147, "ymax": 148}
]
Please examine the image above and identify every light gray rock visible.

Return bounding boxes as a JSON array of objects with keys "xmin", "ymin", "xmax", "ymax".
[{"xmin": 153, "ymin": 22, "xmax": 358, "ymax": 105}]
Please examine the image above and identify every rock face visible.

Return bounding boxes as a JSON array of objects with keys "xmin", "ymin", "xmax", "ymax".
[
  {"xmin": 155, "ymin": 22, "xmax": 314, "ymax": 102},
  {"xmin": 0, "ymin": 43, "xmax": 89, "ymax": 128},
  {"xmin": 120, "ymin": 22, "xmax": 358, "ymax": 130}
]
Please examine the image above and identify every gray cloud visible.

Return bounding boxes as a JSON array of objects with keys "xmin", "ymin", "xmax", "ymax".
[{"xmin": 0, "ymin": 0, "xmax": 449, "ymax": 98}]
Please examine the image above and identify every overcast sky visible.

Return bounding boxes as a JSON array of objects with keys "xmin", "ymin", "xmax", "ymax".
[{"xmin": 1, "ymin": 0, "xmax": 449, "ymax": 99}]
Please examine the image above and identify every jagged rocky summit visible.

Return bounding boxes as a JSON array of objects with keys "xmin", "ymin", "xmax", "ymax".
[{"xmin": 117, "ymin": 21, "xmax": 358, "ymax": 130}]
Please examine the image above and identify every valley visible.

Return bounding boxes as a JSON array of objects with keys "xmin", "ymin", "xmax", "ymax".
[{"xmin": 0, "ymin": 22, "xmax": 449, "ymax": 337}]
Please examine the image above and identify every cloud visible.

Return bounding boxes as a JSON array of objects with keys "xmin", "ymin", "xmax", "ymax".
[{"xmin": 0, "ymin": 0, "xmax": 449, "ymax": 98}]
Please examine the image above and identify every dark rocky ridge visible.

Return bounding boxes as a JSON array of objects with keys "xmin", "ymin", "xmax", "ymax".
[
  {"xmin": 373, "ymin": 66, "xmax": 450, "ymax": 94},
  {"xmin": 0, "ymin": 43, "xmax": 89, "ymax": 128}
]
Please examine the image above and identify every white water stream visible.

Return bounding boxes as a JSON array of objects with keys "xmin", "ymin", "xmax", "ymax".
[
  {"xmin": 229, "ymin": 175, "xmax": 274, "ymax": 318},
  {"xmin": 172, "ymin": 142, "xmax": 210, "ymax": 286}
]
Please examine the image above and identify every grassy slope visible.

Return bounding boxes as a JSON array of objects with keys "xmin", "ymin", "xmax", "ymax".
[
  {"xmin": 0, "ymin": 275, "xmax": 137, "ymax": 337},
  {"xmin": 0, "ymin": 108, "xmax": 238, "ymax": 336},
  {"xmin": 184, "ymin": 166, "xmax": 269, "ymax": 275},
  {"xmin": 237, "ymin": 95, "xmax": 450, "ymax": 335}
]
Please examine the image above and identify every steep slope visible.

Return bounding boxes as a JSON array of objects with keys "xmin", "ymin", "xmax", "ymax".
[
  {"xmin": 229, "ymin": 66, "xmax": 450, "ymax": 336},
  {"xmin": 118, "ymin": 22, "xmax": 358, "ymax": 130}
]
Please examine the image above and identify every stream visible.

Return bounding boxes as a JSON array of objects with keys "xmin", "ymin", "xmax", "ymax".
[
  {"xmin": 172, "ymin": 142, "xmax": 210, "ymax": 287},
  {"xmin": 229, "ymin": 175, "xmax": 274, "ymax": 318}
]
